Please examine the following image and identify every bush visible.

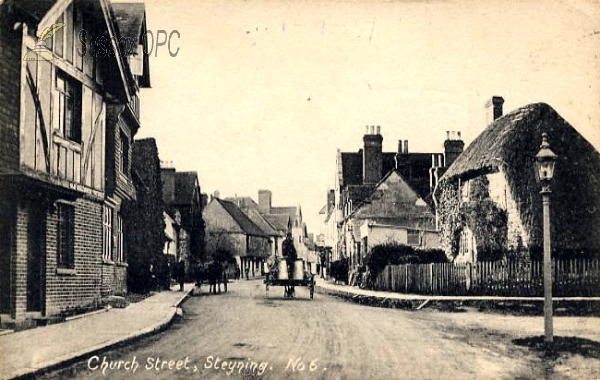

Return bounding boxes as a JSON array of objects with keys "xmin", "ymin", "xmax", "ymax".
[
  {"xmin": 416, "ymin": 248, "xmax": 448, "ymax": 264},
  {"xmin": 330, "ymin": 258, "xmax": 349, "ymax": 284},
  {"xmin": 365, "ymin": 243, "xmax": 448, "ymax": 281}
]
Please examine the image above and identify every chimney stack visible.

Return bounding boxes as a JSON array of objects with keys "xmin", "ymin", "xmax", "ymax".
[
  {"xmin": 395, "ymin": 139, "xmax": 410, "ymax": 175},
  {"xmin": 213, "ymin": 190, "xmax": 220, "ymax": 199},
  {"xmin": 258, "ymin": 189, "xmax": 272, "ymax": 214},
  {"xmin": 363, "ymin": 126, "xmax": 383, "ymax": 184},
  {"xmin": 444, "ymin": 131, "xmax": 464, "ymax": 168},
  {"xmin": 486, "ymin": 96, "xmax": 504, "ymax": 125}
]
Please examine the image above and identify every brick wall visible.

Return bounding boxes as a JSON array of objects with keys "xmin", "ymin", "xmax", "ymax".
[
  {"xmin": 12, "ymin": 203, "xmax": 28, "ymax": 318},
  {"xmin": 45, "ymin": 197, "xmax": 103, "ymax": 317},
  {"xmin": 0, "ymin": 14, "xmax": 22, "ymax": 173},
  {"xmin": 100, "ymin": 262, "xmax": 127, "ymax": 296}
]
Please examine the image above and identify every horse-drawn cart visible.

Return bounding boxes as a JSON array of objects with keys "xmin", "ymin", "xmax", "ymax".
[{"xmin": 264, "ymin": 272, "xmax": 315, "ymax": 299}]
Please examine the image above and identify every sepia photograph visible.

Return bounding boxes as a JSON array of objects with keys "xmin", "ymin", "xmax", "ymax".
[{"xmin": 0, "ymin": 0, "xmax": 599, "ymax": 379}]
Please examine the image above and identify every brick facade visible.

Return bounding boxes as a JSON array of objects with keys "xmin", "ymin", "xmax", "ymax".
[
  {"xmin": 0, "ymin": 2, "xmax": 149, "ymax": 324},
  {"xmin": 44, "ymin": 197, "xmax": 103, "ymax": 317}
]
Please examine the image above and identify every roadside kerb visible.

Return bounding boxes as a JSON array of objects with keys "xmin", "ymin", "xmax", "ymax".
[
  {"xmin": 315, "ymin": 281, "xmax": 600, "ymax": 310},
  {"xmin": 7, "ymin": 288, "xmax": 193, "ymax": 380}
]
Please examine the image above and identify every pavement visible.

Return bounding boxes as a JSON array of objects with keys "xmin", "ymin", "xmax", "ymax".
[
  {"xmin": 0, "ymin": 283, "xmax": 194, "ymax": 380},
  {"xmin": 1, "ymin": 278, "xmax": 598, "ymax": 380}
]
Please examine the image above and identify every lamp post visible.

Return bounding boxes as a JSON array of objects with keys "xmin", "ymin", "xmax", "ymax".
[{"xmin": 534, "ymin": 132, "xmax": 558, "ymax": 344}]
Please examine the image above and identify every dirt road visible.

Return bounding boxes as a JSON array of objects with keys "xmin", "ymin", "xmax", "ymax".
[{"xmin": 40, "ymin": 279, "xmax": 597, "ymax": 380}]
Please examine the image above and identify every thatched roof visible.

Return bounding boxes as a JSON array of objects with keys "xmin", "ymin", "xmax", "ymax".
[{"xmin": 440, "ymin": 103, "xmax": 600, "ymax": 251}]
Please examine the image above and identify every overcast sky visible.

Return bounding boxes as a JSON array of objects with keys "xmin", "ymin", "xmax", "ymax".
[{"xmin": 132, "ymin": 0, "xmax": 600, "ymax": 234}]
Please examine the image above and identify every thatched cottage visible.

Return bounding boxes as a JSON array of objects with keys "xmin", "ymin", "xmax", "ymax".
[{"xmin": 437, "ymin": 98, "xmax": 600, "ymax": 262}]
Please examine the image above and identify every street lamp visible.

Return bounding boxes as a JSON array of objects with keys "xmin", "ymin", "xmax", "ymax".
[{"xmin": 534, "ymin": 132, "xmax": 558, "ymax": 344}]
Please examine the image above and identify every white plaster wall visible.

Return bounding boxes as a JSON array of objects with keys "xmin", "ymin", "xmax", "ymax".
[{"xmin": 487, "ymin": 171, "xmax": 529, "ymax": 249}]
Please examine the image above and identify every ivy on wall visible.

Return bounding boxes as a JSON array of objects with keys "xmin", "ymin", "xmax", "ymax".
[
  {"xmin": 438, "ymin": 175, "xmax": 508, "ymax": 262},
  {"xmin": 438, "ymin": 181, "xmax": 461, "ymax": 259}
]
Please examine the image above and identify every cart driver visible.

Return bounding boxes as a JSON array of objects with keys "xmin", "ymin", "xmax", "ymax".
[{"xmin": 282, "ymin": 232, "xmax": 297, "ymax": 297}]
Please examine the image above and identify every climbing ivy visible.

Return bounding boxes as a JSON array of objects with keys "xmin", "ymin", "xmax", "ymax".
[
  {"xmin": 438, "ymin": 175, "xmax": 508, "ymax": 262},
  {"xmin": 438, "ymin": 181, "xmax": 461, "ymax": 259}
]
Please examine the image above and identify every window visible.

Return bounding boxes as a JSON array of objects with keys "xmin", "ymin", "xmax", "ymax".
[
  {"xmin": 57, "ymin": 203, "xmax": 75, "ymax": 268},
  {"xmin": 461, "ymin": 180, "xmax": 471, "ymax": 202},
  {"xmin": 115, "ymin": 213, "xmax": 124, "ymax": 262},
  {"xmin": 120, "ymin": 131, "xmax": 130, "ymax": 175},
  {"xmin": 102, "ymin": 206, "xmax": 112, "ymax": 261},
  {"xmin": 407, "ymin": 229, "xmax": 420, "ymax": 246},
  {"xmin": 458, "ymin": 227, "xmax": 477, "ymax": 263},
  {"xmin": 55, "ymin": 71, "xmax": 82, "ymax": 143}
]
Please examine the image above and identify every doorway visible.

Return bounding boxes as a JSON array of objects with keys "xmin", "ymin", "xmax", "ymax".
[
  {"xmin": 26, "ymin": 203, "xmax": 45, "ymax": 312},
  {"xmin": 0, "ymin": 202, "xmax": 14, "ymax": 314}
]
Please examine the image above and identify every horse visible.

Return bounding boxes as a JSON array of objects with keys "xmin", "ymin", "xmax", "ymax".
[{"xmin": 207, "ymin": 262, "xmax": 223, "ymax": 294}]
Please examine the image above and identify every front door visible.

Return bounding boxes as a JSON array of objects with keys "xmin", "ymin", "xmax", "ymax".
[
  {"xmin": 0, "ymin": 202, "xmax": 14, "ymax": 314},
  {"xmin": 26, "ymin": 203, "xmax": 45, "ymax": 312}
]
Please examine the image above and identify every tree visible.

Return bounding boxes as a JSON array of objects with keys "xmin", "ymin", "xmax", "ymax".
[
  {"xmin": 205, "ymin": 229, "xmax": 236, "ymax": 264},
  {"xmin": 126, "ymin": 139, "xmax": 166, "ymax": 293}
]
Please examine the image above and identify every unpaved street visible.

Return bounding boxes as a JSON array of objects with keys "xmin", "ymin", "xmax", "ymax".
[{"xmin": 40, "ymin": 280, "xmax": 593, "ymax": 380}]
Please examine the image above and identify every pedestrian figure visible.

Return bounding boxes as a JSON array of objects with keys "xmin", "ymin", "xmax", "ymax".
[
  {"xmin": 222, "ymin": 268, "xmax": 228, "ymax": 293},
  {"xmin": 195, "ymin": 266, "xmax": 205, "ymax": 293},
  {"xmin": 245, "ymin": 266, "xmax": 250, "ymax": 280},
  {"xmin": 175, "ymin": 258, "xmax": 185, "ymax": 291}
]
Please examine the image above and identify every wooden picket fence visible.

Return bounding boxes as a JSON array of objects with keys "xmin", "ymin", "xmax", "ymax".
[{"xmin": 372, "ymin": 259, "xmax": 600, "ymax": 297}]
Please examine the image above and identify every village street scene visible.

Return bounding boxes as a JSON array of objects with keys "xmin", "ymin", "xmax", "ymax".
[{"xmin": 0, "ymin": 1, "xmax": 599, "ymax": 379}]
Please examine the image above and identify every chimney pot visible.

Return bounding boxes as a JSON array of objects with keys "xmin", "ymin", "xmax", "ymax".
[
  {"xmin": 457, "ymin": 131, "xmax": 462, "ymax": 140},
  {"xmin": 365, "ymin": 125, "xmax": 369, "ymax": 134},
  {"xmin": 398, "ymin": 140, "xmax": 403, "ymax": 154},
  {"xmin": 446, "ymin": 131, "xmax": 450, "ymax": 140},
  {"xmin": 403, "ymin": 140, "xmax": 409, "ymax": 154},
  {"xmin": 376, "ymin": 125, "xmax": 380, "ymax": 135}
]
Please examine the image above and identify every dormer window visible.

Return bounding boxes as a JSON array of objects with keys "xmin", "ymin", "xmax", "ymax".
[{"xmin": 55, "ymin": 70, "xmax": 82, "ymax": 143}]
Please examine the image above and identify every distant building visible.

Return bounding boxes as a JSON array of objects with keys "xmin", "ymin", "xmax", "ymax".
[
  {"xmin": 225, "ymin": 197, "xmax": 282, "ymax": 257},
  {"xmin": 331, "ymin": 126, "xmax": 459, "ymax": 268},
  {"xmin": 257, "ymin": 190, "xmax": 317, "ymax": 268},
  {"xmin": 352, "ymin": 171, "xmax": 440, "ymax": 259},
  {"xmin": 163, "ymin": 211, "xmax": 180, "ymax": 258},
  {"xmin": 203, "ymin": 197, "xmax": 271, "ymax": 278},
  {"xmin": 161, "ymin": 168, "xmax": 205, "ymax": 276},
  {"xmin": 437, "ymin": 98, "xmax": 600, "ymax": 262}
]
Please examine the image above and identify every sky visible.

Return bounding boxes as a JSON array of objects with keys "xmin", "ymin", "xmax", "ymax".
[{"xmin": 128, "ymin": 0, "xmax": 600, "ymax": 234}]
